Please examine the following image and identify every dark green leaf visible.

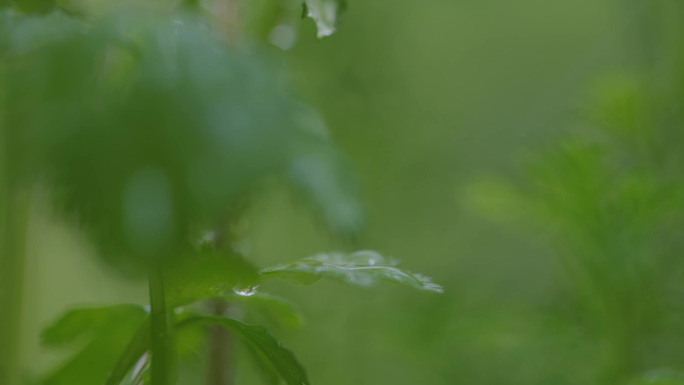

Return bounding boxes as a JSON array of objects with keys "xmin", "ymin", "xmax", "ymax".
[
  {"xmin": 260, "ymin": 250, "xmax": 444, "ymax": 293},
  {"xmin": 176, "ymin": 316, "xmax": 309, "ymax": 385},
  {"xmin": 40, "ymin": 305, "xmax": 148, "ymax": 385}
]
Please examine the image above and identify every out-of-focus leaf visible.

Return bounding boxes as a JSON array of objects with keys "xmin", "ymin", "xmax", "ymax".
[
  {"xmin": 260, "ymin": 250, "xmax": 444, "ymax": 293},
  {"xmin": 40, "ymin": 305, "xmax": 148, "ymax": 385},
  {"xmin": 629, "ymin": 369, "xmax": 684, "ymax": 385},
  {"xmin": 13, "ymin": 0, "xmax": 54, "ymax": 14},
  {"xmin": 303, "ymin": 0, "xmax": 346, "ymax": 38},
  {"xmin": 589, "ymin": 73, "xmax": 652, "ymax": 140},
  {"xmin": 243, "ymin": 341, "xmax": 281, "ymax": 385},
  {"xmin": 2, "ymin": 9, "xmax": 363, "ymax": 273},
  {"xmin": 230, "ymin": 292, "xmax": 305, "ymax": 330},
  {"xmin": 1, "ymin": 10, "xmax": 298, "ymax": 272},
  {"xmin": 165, "ymin": 249, "xmax": 259, "ymax": 308},
  {"xmin": 106, "ymin": 309, "xmax": 215, "ymax": 385},
  {"xmin": 105, "ymin": 318, "xmax": 150, "ymax": 385},
  {"xmin": 461, "ymin": 178, "xmax": 536, "ymax": 224},
  {"xmin": 120, "ymin": 353, "xmax": 150, "ymax": 385},
  {"xmin": 288, "ymin": 106, "xmax": 363, "ymax": 237},
  {"xmin": 176, "ymin": 316, "xmax": 309, "ymax": 385}
]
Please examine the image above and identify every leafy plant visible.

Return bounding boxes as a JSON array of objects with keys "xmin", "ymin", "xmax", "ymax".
[
  {"xmin": 462, "ymin": 1, "xmax": 684, "ymax": 382},
  {"xmin": 0, "ymin": 1, "xmax": 441, "ymax": 385}
]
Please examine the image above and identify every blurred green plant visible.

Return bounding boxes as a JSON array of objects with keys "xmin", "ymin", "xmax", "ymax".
[
  {"xmin": 0, "ymin": 2, "xmax": 441, "ymax": 385},
  {"xmin": 463, "ymin": 1, "xmax": 684, "ymax": 382}
]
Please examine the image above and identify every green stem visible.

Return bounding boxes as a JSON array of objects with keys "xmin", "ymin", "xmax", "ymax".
[
  {"xmin": 0, "ymin": 190, "xmax": 31, "ymax": 385},
  {"xmin": 149, "ymin": 269, "xmax": 172, "ymax": 385}
]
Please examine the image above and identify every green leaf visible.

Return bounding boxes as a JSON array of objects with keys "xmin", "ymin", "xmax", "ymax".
[
  {"xmin": 244, "ymin": 345, "xmax": 281, "ymax": 385},
  {"xmin": 164, "ymin": 249, "xmax": 260, "ymax": 308},
  {"xmin": 288, "ymin": 106, "xmax": 363, "ymax": 237},
  {"xmin": 176, "ymin": 316, "xmax": 309, "ymax": 385},
  {"xmin": 40, "ymin": 304, "xmax": 148, "ymax": 385},
  {"xmin": 230, "ymin": 292, "xmax": 305, "ymax": 330},
  {"xmin": 121, "ymin": 355, "xmax": 150, "ymax": 385},
  {"xmin": 303, "ymin": 0, "xmax": 346, "ymax": 38},
  {"xmin": 260, "ymin": 250, "xmax": 444, "ymax": 293},
  {"xmin": 105, "ymin": 317, "xmax": 150, "ymax": 385}
]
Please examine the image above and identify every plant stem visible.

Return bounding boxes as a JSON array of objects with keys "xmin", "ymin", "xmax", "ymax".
[
  {"xmin": 206, "ymin": 218, "xmax": 240, "ymax": 385},
  {"xmin": 207, "ymin": 300, "xmax": 235, "ymax": 385},
  {"xmin": 0, "ymin": 190, "xmax": 31, "ymax": 385},
  {"xmin": 149, "ymin": 268, "xmax": 172, "ymax": 385}
]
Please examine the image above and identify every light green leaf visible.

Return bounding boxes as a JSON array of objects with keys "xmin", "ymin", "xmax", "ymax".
[
  {"xmin": 176, "ymin": 316, "xmax": 309, "ymax": 385},
  {"xmin": 40, "ymin": 305, "xmax": 148, "ymax": 385},
  {"xmin": 303, "ymin": 0, "xmax": 346, "ymax": 38},
  {"xmin": 260, "ymin": 250, "xmax": 444, "ymax": 293}
]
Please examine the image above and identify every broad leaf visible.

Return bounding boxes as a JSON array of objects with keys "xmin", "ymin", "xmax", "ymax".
[
  {"xmin": 303, "ymin": 0, "xmax": 346, "ymax": 38},
  {"xmin": 260, "ymin": 250, "xmax": 444, "ymax": 293},
  {"xmin": 230, "ymin": 292, "xmax": 305, "ymax": 330},
  {"xmin": 40, "ymin": 305, "xmax": 148, "ymax": 385},
  {"xmin": 165, "ymin": 249, "xmax": 259, "ymax": 308},
  {"xmin": 176, "ymin": 316, "xmax": 309, "ymax": 385}
]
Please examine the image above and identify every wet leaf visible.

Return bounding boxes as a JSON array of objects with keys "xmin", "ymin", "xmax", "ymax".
[
  {"xmin": 165, "ymin": 249, "xmax": 259, "ymax": 308},
  {"xmin": 176, "ymin": 316, "xmax": 309, "ymax": 385},
  {"xmin": 260, "ymin": 250, "xmax": 444, "ymax": 293}
]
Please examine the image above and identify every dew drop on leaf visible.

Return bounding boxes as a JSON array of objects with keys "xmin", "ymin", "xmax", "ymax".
[{"xmin": 233, "ymin": 285, "xmax": 259, "ymax": 297}]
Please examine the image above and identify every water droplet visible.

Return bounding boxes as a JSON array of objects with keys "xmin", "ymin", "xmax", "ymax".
[{"xmin": 232, "ymin": 285, "xmax": 259, "ymax": 297}]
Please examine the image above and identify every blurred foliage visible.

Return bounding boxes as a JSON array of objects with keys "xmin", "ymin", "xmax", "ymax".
[
  {"xmin": 40, "ymin": 305, "xmax": 148, "ymax": 385},
  {"xmin": 0, "ymin": 8, "xmax": 362, "ymax": 273},
  {"xmin": 5, "ymin": 0, "xmax": 684, "ymax": 385},
  {"xmin": 0, "ymin": 0, "xmax": 439, "ymax": 384},
  {"xmin": 464, "ymin": 2, "xmax": 684, "ymax": 384}
]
